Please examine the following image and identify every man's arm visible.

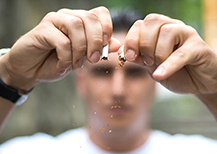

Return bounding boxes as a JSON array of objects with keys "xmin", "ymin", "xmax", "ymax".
[
  {"xmin": 0, "ymin": 6, "xmax": 121, "ymax": 133},
  {"xmin": 196, "ymin": 93, "xmax": 217, "ymax": 121},
  {"xmin": 0, "ymin": 98, "xmax": 15, "ymax": 133}
]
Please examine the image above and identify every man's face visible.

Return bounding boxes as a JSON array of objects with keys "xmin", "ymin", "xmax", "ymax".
[{"xmin": 76, "ymin": 32, "xmax": 156, "ymax": 130}]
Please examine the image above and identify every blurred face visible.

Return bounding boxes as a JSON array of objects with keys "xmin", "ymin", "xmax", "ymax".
[{"xmin": 76, "ymin": 32, "xmax": 155, "ymax": 130}]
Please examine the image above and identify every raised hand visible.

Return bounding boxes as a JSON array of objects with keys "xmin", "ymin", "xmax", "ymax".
[
  {"xmin": 121, "ymin": 13, "xmax": 217, "ymax": 95},
  {"xmin": 0, "ymin": 7, "xmax": 121, "ymax": 91}
]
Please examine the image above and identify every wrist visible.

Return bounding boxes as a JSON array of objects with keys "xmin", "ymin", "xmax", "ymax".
[
  {"xmin": 196, "ymin": 93, "xmax": 217, "ymax": 120},
  {"xmin": 0, "ymin": 48, "xmax": 36, "ymax": 105},
  {"xmin": 0, "ymin": 78, "xmax": 33, "ymax": 106},
  {"xmin": 0, "ymin": 72, "xmax": 36, "ymax": 92},
  {"xmin": 0, "ymin": 49, "xmax": 37, "ymax": 91}
]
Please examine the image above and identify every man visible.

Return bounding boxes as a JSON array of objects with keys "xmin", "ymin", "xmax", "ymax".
[{"xmin": 0, "ymin": 6, "xmax": 217, "ymax": 153}]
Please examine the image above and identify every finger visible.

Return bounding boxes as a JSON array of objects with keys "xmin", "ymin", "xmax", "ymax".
[
  {"xmin": 155, "ymin": 24, "xmax": 184, "ymax": 65},
  {"xmin": 153, "ymin": 25, "xmax": 198, "ymax": 80},
  {"xmin": 153, "ymin": 41, "xmax": 196, "ymax": 81},
  {"xmin": 90, "ymin": 6, "xmax": 113, "ymax": 46},
  {"xmin": 109, "ymin": 37, "xmax": 121, "ymax": 53},
  {"xmin": 118, "ymin": 45, "xmax": 144, "ymax": 66},
  {"xmin": 124, "ymin": 20, "xmax": 143, "ymax": 62},
  {"xmin": 139, "ymin": 13, "xmax": 184, "ymax": 65},
  {"xmin": 44, "ymin": 12, "xmax": 88, "ymax": 69},
  {"xmin": 60, "ymin": 14, "xmax": 87, "ymax": 69},
  {"xmin": 58, "ymin": 9, "xmax": 104, "ymax": 63},
  {"xmin": 38, "ymin": 15, "xmax": 73, "ymax": 74}
]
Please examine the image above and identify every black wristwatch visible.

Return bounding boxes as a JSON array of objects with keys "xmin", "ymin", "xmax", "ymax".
[{"xmin": 0, "ymin": 48, "xmax": 32, "ymax": 106}]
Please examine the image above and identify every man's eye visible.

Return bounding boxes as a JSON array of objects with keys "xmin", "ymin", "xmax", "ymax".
[
  {"xmin": 125, "ymin": 67, "xmax": 148, "ymax": 78},
  {"xmin": 91, "ymin": 67, "xmax": 112, "ymax": 77}
]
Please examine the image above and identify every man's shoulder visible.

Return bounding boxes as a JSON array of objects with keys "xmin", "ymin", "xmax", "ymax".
[
  {"xmin": 149, "ymin": 130, "xmax": 217, "ymax": 153},
  {"xmin": 0, "ymin": 132, "xmax": 59, "ymax": 153},
  {"xmin": 151, "ymin": 130, "xmax": 217, "ymax": 143},
  {"xmin": 0, "ymin": 128, "xmax": 88, "ymax": 154},
  {"xmin": 57, "ymin": 127, "xmax": 88, "ymax": 142}
]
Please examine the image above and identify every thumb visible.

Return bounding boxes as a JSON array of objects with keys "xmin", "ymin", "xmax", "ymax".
[{"xmin": 108, "ymin": 37, "xmax": 122, "ymax": 53}]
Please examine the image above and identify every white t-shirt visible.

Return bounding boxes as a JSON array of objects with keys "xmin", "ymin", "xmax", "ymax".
[{"xmin": 0, "ymin": 127, "xmax": 217, "ymax": 154}]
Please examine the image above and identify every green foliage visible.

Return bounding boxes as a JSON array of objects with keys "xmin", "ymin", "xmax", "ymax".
[{"xmin": 98, "ymin": 0, "xmax": 202, "ymax": 32}]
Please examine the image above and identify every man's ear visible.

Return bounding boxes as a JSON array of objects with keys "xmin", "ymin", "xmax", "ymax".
[{"xmin": 75, "ymin": 68, "xmax": 87, "ymax": 98}]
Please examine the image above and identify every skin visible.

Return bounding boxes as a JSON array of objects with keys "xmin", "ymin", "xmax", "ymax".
[
  {"xmin": 121, "ymin": 14, "xmax": 217, "ymax": 119},
  {"xmin": 0, "ymin": 6, "xmax": 217, "ymax": 151},
  {"xmin": 76, "ymin": 32, "xmax": 155, "ymax": 150}
]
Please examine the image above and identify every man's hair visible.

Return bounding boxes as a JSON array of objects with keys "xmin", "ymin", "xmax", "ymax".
[{"xmin": 110, "ymin": 7, "xmax": 143, "ymax": 32}]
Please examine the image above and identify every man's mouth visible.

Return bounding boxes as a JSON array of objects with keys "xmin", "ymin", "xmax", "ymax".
[{"xmin": 108, "ymin": 103, "xmax": 130, "ymax": 116}]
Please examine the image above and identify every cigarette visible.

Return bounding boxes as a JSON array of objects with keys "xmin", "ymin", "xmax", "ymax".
[
  {"xmin": 118, "ymin": 50, "xmax": 126, "ymax": 62},
  {"xmin": 101, "ymin": 44, "xmax": 109, "ymax": 60},
  {"xmin": 118, "ymin": 50, "xmax": 126, "ymax": 67}
]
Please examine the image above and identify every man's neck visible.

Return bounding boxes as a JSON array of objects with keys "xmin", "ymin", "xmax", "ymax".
[{"xmin": 87, "ymin": 126, "xmax": 151, "ymax": 152}]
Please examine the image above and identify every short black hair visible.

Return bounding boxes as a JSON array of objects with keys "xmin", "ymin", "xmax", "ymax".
[{"xmin": 110, "ymin": 7, "xmax": 143, "ymax": 32}]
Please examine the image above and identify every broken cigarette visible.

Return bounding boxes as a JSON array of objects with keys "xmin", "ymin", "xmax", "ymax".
[
  {"xmin": 101, "ymin": 44, "xmax": 109, "ymax": 60},
  {"xmin": 118, "ymin": 51, "xmax": 126, "ymax": 67},
  {"xmin": 119, "ymin": 51, "xmax": 126, "ymax": 62}
]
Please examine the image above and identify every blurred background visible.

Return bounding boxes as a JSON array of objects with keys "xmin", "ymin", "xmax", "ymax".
[{"xmin": 1, "ymin": 0, "xmax": 217, "ymax": 144}]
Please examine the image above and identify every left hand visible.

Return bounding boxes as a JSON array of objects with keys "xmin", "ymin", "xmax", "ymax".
[
  {"xmin": 120, "ymin": 13, "xmax": 217, "ymax": 95},
  {"xmin": 0, "ymin": 7, "xmax": 120, "ymax": 91}
]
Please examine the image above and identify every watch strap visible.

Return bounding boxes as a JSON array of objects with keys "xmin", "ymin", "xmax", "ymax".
[{"xmin": 0, "ymin": 78, "xmax": 33, "ymax": 105}]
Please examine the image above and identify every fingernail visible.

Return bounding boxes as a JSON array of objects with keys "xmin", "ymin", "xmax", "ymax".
[
  {"xmin": 125, "ymin": 49, "xmax": 136, "ymax": 61},
  {"xmin": 90, "ymin": 51, "xmax": 100, "ymax": 63},
  {"xmin": 143, "ymin": 55, "xmax": 154, "ymax": 66},
  {"xmin": 75, "ymin": 57, "xmax": 86, "ymax": 68},
  {"xmin": 103, "ymin": 35, "xmax": 109, "ymax": 46},
  {"xmin": 154, "ymin": 66, "xmax": 164, "ymax": 76},
  {"xmin": 59, "ymin": 69, "xmax": 67, "ymax": 75}
]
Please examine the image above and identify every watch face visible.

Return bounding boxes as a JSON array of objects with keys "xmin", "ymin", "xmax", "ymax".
[
  {"xmin": 0, "ymin": 48, "xmax": 10, "ymax": 56},
  {"xmin": 16, "ymin": 95, "xmax": 28, "ymax": 106}
]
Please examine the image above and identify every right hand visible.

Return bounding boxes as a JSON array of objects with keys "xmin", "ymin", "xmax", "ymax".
[
  {"xmin": 0, "ymin": 6, "xmax": 121, "ymax": 91},
  {"xmin": 121, "ymin": 13, "xmax": 217, "ymax": 95}
]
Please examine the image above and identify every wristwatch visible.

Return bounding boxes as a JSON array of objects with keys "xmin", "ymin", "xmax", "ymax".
[
  {"xmin": 0, "ymin": 48, "xmax": 32, "ymax": 106},
  {"xmin": 0, "ymin": 48, "xmax": 10, "ymax": 56}
]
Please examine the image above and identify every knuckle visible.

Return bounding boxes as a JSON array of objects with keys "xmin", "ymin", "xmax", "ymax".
[
  {"xmin": 139, "ymin": 40, "xmax": 151, "ymax": 50},
  {"xmin": 96, "ymin": 6, "xmax": 109, "ymax": 13},
  {"xmin": 57, "ymin": 8, "xmax": 69, "ymax": 13},
  {"xmin": 37, "ymin": 22, "xmax": 50, "ymax": 30},
  {"xmin": 186, "ymin": 25, "xmax": 197, "ymax": 35},
  {"xmin": 58, "ymin": 38, "xmax": 71, "ymax": 48},
  {"xmin": 134, "ymin": 20, "xmax": 143, "ymax": 27},
  {"xmin": 175, "ymin": 49, "xmax": 186, "ymax": 59},
  {"xmin": 43, "ymin": 12, "xmax": 56, "ymax": 21},
  {"xmin": 92, "ymin": 36, "xmax": 103, "ymax": 45},
  {"xmin": 160, "ymin": 24, "xmax": 174, "ymax": 34},
  {"xmin": 86, "ymin": 11, "xmax": 99, "ymax": 21},
  {"xmin": 103, "ymin": 22, "xmax": 112, "ymax": 34},
  {"xmin": 73, "ymin": 44, "xmax": 87, "ymax": 53},
  {"xmin": 144, "ymin": 13, "xmax": 161, "ymax": 23},
  {"xmin": 70, "ymin": 17, "xmax": 83, "ymax": 28},
  {"xmin": 177, "ymin": 20, "xmax": 185, "ymax": 25}
]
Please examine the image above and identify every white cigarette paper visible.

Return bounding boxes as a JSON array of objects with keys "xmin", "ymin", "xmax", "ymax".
[
  {"xmin": 118, "ymin": 47, "xmax": 126, "ymax": 61},
  {"xmin": 119, "ymin": 51, "xmax": 125, "ymax": 59},
  {"xmin": 101, "ymin": 44, "xmax": 109, "ymax": 60}
]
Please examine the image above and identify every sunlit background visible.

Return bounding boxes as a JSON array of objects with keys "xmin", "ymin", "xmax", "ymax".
[{"xmin": 1, "ymin": 0, "xmax": 217, "ymax": 144}]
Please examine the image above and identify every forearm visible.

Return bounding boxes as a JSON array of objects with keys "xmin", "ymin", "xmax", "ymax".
[
  {"xmin": 196, "ymin": 93, "xmax": 217, "ymax": 121},
  {"xmin": 0, "ymin": 50, "xmax": 30, "ymax": 134},
  {"xmin": 0, "ymin": 97, "xmax": 15, "ymax": 133}
]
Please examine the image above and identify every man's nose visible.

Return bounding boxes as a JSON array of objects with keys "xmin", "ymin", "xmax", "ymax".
[{"xmin": 112, "ymin": 70, "xmax": 125, "ymax": 95}]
